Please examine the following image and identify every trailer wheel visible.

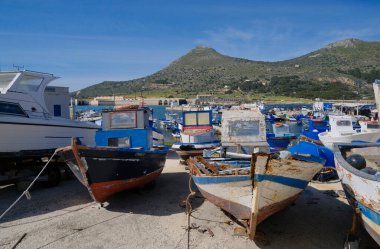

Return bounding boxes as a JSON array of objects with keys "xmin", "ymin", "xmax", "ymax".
[{"xmin": 44, "ymin": 166, "xmax": 61, "ymax": 187}]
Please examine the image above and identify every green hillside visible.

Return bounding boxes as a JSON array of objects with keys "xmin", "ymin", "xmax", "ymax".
[{"xmin": 75, "ymin": 38, "xmax": 380, "ymax": 100}]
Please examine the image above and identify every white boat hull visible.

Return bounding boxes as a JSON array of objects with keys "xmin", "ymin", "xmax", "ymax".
[
  {"xmin": 319, "ymin": 131, "xmax": 380, "ymax": 150},
  {"xmin": 0, "ymin": 118, "xmax": 98, "ymax": 153}
]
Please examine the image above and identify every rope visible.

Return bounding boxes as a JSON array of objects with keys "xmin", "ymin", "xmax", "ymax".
[
  {"xmin": 0, "ymin": 148, "xmax": 61, "ymax": 220},
  {"xmin": 185, "ymin": 174, "xmax": 196, "ymax": 249}
]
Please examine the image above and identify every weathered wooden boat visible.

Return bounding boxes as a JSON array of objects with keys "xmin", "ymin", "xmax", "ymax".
[
  {"xmin": 172, "ymin": 110, "xmax": 220, "ymax": 160},
  {"xmin": 187, "ymin": 151, "xmax": 323, "ymax": 239},
  {"xmin": 334, "ymin": 143, "xmax": 380, "ymax": 245},
  {"xmin": 58, "ymin": 106, "xmax": 169, "ymax": 203}
]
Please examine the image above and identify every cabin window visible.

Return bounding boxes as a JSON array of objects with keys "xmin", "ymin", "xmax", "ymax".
[
  {"xmin": 197, "ymin": 112, "xmax": 210, "ymax": 125},
  {"xmin": 184, "ymin": 113, "xmax": 197, "ymax": 125},
  {"xmin": 17, "ymin": 75, "xmax": 43, "ymax": 92},
  {"xmin": 0, "ymin": 73, "xmax": 18, "ymax": 90},
  {"xmin": 108, "ymin": 137, "xmax": 131, "ymax": 147},
  {"xmin": 0, "ymin": 101, "xmax": 27, "ymax": 116},
  {"xmin": 336, "ymin": 120, "xmax": 351, "ymax": 126},
  {"xmin": 184, "ymin": 112, "xmax": 210, "ymax": 126},
  {"xmin": 53, "ymin": 105, "xmax": 61, "ymax": 117},
  {"xmin": 229, "ymin": 120, "xmax": 260, "ymax": 136},
  {"xmin": 109, "ymin": 111, "xmax": 137, "ymax": 129}
]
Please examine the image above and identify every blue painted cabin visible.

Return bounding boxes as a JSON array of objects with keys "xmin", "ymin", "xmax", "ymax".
[{"xmin": 95, "ymin": 107, "xmax": 156, "ymax": 150}]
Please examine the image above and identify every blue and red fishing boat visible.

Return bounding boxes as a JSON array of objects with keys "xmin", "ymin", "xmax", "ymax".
[{"xmin": 58, "ymin": 106, "xmax": 168, "ymax": 203}]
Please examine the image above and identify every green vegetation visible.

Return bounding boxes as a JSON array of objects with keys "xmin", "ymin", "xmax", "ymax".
[{"xmin": 74, "ymin": 39, "xmax": 380, "ymax": 100}]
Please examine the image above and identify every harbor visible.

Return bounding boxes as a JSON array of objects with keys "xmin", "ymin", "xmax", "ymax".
[
  {"xmin": 0, "ymin": 151, "xmax": 378, "ymax": 249},
  {"xmin": 0, "ymin": 71, "xmax": 380, "ymax": 248},
  {"xmin": 2, "ymin": 2, "xmax": 380, "ymax": 246}
]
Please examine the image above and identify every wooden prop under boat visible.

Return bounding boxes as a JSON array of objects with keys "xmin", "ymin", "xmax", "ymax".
[
  {"xmin": 187, "ymin": 154, "xmax": 322, "ymax": 239},
  {"xmin": 59, "ymin": 138, "xmax": 168, "ymax": 203},
  {"xmin": 334, "ymin": 143, "xmax": 380, "ymax": 245}
]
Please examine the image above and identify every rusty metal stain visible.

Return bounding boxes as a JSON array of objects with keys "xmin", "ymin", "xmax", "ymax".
[
  {"xmin": 266, "ymin": 162, "xmax": 273, "ymax": 175},
  {"xmin": 346, "ymin": 172, "xmax": 352, "ymax": 181}
]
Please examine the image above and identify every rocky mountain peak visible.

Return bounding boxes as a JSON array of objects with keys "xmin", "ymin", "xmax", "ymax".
[{"xmin": 325, "ymin": 38, "xmax": 362, "ymax": 49}]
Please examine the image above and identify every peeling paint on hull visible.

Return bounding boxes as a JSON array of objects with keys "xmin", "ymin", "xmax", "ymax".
[
  {"xmin": 334, "ymin": 143, "xmax": 380, "ymax": 246},
  {"xmin": 189, "ymin": 154, "xmax": 322, "ymax": 237}
]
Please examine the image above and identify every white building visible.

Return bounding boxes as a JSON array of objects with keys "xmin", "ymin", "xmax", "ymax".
[{"xmin": 44, "ymin": 86, "xmax": 70, "ymax": 119}]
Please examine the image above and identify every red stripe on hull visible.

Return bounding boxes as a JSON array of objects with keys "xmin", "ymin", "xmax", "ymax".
[
  {"xmin": 199, "ymin": 188, "xmax": 300, "ymax": 224},
  {"xmin": 90, "ymin": 167, "xmax": 164, "ymax": 203}
]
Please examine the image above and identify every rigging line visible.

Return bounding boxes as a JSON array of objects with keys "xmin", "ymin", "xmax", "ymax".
[{"xmin": 0, "ymin": 148, "xmax": 62, "ymax": 221}]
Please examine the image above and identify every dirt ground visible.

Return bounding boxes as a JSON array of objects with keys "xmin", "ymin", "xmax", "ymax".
[{"xmin": 0, "ymin": 150, "xmax": 378, "ymax": 249}]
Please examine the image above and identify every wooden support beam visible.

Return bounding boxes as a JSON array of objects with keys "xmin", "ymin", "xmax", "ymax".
[{"xmin": 248, "ymin": 153, "xmax": 269, "ymax": 240}]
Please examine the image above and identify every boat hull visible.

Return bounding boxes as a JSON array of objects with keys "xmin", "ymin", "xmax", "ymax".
[
  {"xmin": 191, "ymin": 157, "xmax": 322, "ymax": 225},
  {"xmin": 319, "ymin": 131, "xmax": 380, "ymax": 150},
  {"xmin": 59, "ymin": 144, "xmax": 167, "ymax": 203},
  {"xmin": 0, "ymin": 118, "xmax": 98, "ymax": 154},
  {"xmin": 334, "ymin": 144, "xmax": 380, "ymax": 245}
]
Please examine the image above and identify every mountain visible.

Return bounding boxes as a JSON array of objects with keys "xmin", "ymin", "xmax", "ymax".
[{"xmin": 75, "ymin": 39, "xmax": 380, "ymax": 100}]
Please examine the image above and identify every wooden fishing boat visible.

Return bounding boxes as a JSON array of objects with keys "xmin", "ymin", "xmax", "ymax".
[
  {"xmin": 58, "ymin": 106, "xmax": 168, "ymax": 203},
  {"xmin": 334, "ymin": 143, "xmax": 380, "ymax": 245},
  {"xmin": 187, "ymin": 152, "xmax": 323, "ymax": 239}
]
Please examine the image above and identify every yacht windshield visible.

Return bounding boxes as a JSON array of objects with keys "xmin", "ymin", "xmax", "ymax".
[
  {"xmin": 0, "ymin": 73, "xmax": 18, "ymax": 92},
  {"xmin": 17, "ymin": 75, "xmax": 44, "ymax": 92}
]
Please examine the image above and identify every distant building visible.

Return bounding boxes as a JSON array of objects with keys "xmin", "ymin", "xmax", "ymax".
[
  {"xmin": 196, "ymin": 95, "xmax": 213, "ymax": 101},
  {"xmin": 44, "ymin": 86, "xmax": 70, "ymax": 119}
]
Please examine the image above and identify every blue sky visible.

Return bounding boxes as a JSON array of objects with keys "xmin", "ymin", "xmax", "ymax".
[{"xmin": 1, "ymin": 0, "xmax": 379, "ymax": 91}]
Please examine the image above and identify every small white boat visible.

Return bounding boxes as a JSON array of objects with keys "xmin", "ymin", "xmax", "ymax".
[
  {"xmin": 318, "ymin": 115, "xmax": 380, "ymax": 149},
  {"xmin": 334, "ymin": 143, "xmax": 380, "ymax": 245}
]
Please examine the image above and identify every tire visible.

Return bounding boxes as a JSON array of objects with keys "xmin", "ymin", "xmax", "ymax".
[{"xmin": 44, "ymin": 166, "xmax": 61, "ymax": 187}]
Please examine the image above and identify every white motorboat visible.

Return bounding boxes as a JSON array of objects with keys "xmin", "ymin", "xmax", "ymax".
[
  {"xmin": 0, "ymin": 70, "xmax": 99, "ymax": 158},
  {"xmin": 318, "ymin": 115, "xmax": 380, "ymax": 149}
]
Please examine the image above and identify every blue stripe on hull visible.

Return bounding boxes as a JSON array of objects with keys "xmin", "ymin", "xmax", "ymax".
[
  {"xmin": 342, "ymin": 186, "xmax": 380, "ymax": 226},
  {"xmin": 358, "ymin": 202, "xmax": 380, "ymax": 226},
  {"xmin": 192, "ymin": 175, "xmax": 250, "ymax": 185},
  {"xmin": 192, "ymin": 174, "xmax": 308, "ymax": 189}
]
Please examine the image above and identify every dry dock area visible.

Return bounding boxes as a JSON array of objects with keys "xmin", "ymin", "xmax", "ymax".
[{"xmin": 0, "ymin": 151, "xmax": 378, "ymax": 249}]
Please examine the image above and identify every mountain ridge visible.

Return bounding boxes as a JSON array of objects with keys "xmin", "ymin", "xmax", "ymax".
[{"xmin": 75, "ymin": 38, "xmax": 380, "ymax": 100}]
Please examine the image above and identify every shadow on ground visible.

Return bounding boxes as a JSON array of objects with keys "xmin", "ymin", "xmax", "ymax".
[
  {"xmin": 252, "ymin": 184, "xmax": 378, "ymax": 249},
  {"xmin": 0, "ymin": 179, "xmax": 93, "ymax": 225},
  {"xmin": 0, "ymin": 150, "xmax": 200, "ymax": 225},
  {"xmin": 105, "ymin": 170, "xmax": 203, "ymax": 216}
]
